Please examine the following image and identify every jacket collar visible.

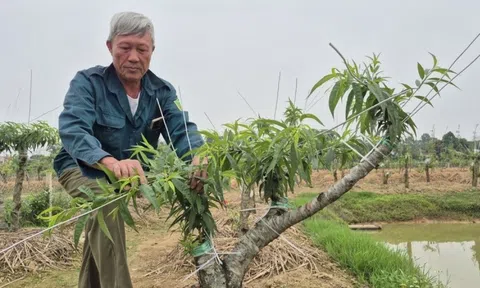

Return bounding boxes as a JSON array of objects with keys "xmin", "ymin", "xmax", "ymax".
[{"xmin": 96, "ymin": 63, "xmax": 171, "ymax": 125}]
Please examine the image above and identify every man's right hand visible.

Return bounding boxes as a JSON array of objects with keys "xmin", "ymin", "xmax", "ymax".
[{"xmin": 98, "ymin": 157, "xmax": 147, "ymax": 185}]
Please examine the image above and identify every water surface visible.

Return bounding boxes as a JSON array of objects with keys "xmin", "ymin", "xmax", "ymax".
[{"xmin": 370, "ymin": 223, "xmax": 480, "ymax": 288}]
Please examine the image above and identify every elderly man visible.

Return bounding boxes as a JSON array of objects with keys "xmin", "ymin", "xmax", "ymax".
[{"xmin": 53, "ymin": 11, "xmax": 206, "ymax": 287}]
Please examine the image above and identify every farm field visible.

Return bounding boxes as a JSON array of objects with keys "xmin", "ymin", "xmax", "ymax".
[
  {"xmin": 1, "ymin": 167, "xmax": 478, "ymax": 288},
  {"xmin": 1, "ymin": 38, "xmax": 479, "ymax": 288}
]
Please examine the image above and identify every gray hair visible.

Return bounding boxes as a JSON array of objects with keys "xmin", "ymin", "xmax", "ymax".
[{"xmin": 107, "ymin": 12, "xmax": 155, "ymax": 46}]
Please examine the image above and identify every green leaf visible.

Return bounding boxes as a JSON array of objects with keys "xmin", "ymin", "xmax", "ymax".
[
  {"xmin": 290, "ymin": 142, "xmax": 299, "ymax": 175},
  {"xmin": 171, "ymin": 178, "xmax": 194, "ymax": 204},
  {"xmin": 367, "ymin": 82, "xmax": 387, "ymax": 111},
  {"xmin": 140, "ymin": 184, "xmax": 160, "ymax": 212},
  {"xmin": 73, "ymin": 214, "xmax": 89, "ymax": 249},
  {"xmin": 352, "ymin": 83, "xmax": 364, "ymax": 116},
  {"xmin": 167, "ymin": 181, "xmax": 176, "ymax": 192},
  {"xmin": 119, "ymin": 200, "xmax": 138, "ymax": 232},
  {"xmin": 414, "ymin": 96, "xmax": 433, "ymax": 107},
  {"xmin": 401, "ymin": 83, "xmax": 413, "ymax": 90},
  {"xmin": 202, "ymin": 211, "xmax": 216, "ymax": 235},
  {"xmin": 187, "ymin": 208, "xmax": 197, "ymax": 233},
  {"xmin": 329, "ymin": 80, "xmax": 346, "ymax": 116},
  {"xmin": 425, "ymin": 82, "xmax": 439, "ymax": 94},
  {"xmin": 132, "ymin": 195, "xmax": 140, "ymax": 216},
  {"xmin": 429, "ymin": 52, "xmax": 438, "ymax": 67},
  {"xmin": 196, "ymin": 196, "xmax": 205, "ymax": 214},
  {"xmin": 324, "ymin": 148, "xmax": 336, "ymax": 169},
  {"xmin": 78, "ymin": 186, "xmax": 95, "ymax": 200},
  {"xmin": 428, "ymin": 77, "xmax": 459, "ymax": 89},
  {"xmin": 417, "ymin": 63, "xmax": 425, "ymax": 79},
  {"xmin": 97, "ymin": 210, "xmax": 114, "ymax": 243},
  {"xmin": 97, "ymin": 164, "xmax": 120, "ymax": 189},
  {"xmin": 308, "ymin": 73, "xmax": 336, "ymax": 97},
  {"xmin": 299, "ymin": 113, "xmax": 323, "ymax": 125},
  {"xmin": 345, "ymin": 89, "xmax": 355, "ymax": 118}
]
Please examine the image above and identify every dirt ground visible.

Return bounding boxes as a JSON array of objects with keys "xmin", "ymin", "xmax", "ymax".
[
  {"xmin": 1, "ymin": 167, "xmax": 474, "ymax": 196},
  {"xmin": 304, "ymin": 167, "xmax": 475, "ymax": 194}
]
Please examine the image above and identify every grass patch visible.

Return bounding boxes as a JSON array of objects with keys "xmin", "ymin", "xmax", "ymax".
[
  {"xmin": 292, "ymin": 193, "xmax": 458, "ymax": 287},
  {"xmin": 295, "ymin": 191, "xmax": 480, "ymax": 223},
  {"xmin": 302, "ymin": 218, "xmax": 446, "ymax": 287},
  {"xmin": 3, "ymin": 189, "xmax": 71, "ymax": 228}
]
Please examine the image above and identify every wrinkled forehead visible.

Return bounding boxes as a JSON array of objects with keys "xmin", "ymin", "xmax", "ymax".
[{"xmin": 111, "ymin": 32, "xmax": 154, "ymax": 48}]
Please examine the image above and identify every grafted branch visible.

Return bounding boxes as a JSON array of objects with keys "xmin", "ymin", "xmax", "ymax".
[{"xmin": 196, "ymin": 144, "xmax": 390, "ymax": 287}]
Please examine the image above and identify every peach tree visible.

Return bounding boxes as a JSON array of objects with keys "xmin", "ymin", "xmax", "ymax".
[
  {"xmin": 40, "ymin": 50, "xmax": 456, "ymax": 287},
  {"xmin": 0, "ymin": 121, "xmax": 59, "ymax": 231}
]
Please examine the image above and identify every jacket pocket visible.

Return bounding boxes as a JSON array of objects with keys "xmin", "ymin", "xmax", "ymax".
[
  {"xmin": 96, "ymin": 113, "xmax": 126, "ymax": 130},
  {"xmin": 94, "ymin": 113, "xmax": 126, "ymax": 150}
]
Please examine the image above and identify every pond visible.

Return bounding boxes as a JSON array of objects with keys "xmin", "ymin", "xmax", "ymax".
[{"xmin": 370, "ymin": 223, "xmax": 480, "ymax": 288}]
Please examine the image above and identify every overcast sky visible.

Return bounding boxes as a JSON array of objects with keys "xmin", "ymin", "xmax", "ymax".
[{"xmin": 1, "ymin": 0, "xmax": 479, "ymax": 141}]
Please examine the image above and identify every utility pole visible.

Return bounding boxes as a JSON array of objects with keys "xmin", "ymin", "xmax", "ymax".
[
  {"xmin": 28, "ymin": 69, "xmax": 32, "ymax": 123},
  {"xmin": 474, "ymin": 124, "xmax": 479, "ymax": 152},
  {"xmin": 293, "ymin": 77, "xmax": 298, "ymax": 105},
  {"xmin": 456, "ymin": 125, "xmax": 461, "ymax": 138},
  {"xmin": 431, "ymin": 125, "xmax": 436, "ymax": 139},
  {"xmin": 273, "ymin": 71, "xmax": 281, "ymax": 120}
]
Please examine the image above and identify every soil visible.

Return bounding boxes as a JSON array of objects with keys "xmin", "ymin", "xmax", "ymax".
[{"xmin": 303, "ymin": 167, "xmax": 475, "ymax": 194}]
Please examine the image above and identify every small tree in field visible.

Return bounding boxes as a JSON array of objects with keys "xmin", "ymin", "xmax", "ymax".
[
  {"xmin": 42, "ymin": 50, "xmax": 456, "ymax": 287},
  {"xmin": 0, "ymin": 121, "xmax": 59, "ymax": 231}
]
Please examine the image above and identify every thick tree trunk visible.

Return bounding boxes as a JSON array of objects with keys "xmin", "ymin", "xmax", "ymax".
[
  {"xmin": 195, "ymin": 144, "xmax": 390, "ymax": 287},
  {"xmin": 12, "ymin": 149, "xmax": 27, "ymax": 231}
]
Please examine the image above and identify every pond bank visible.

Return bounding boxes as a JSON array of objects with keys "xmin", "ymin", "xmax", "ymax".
[
  {"xmin": 295, "ymin": 190, "xmax": 480, "ymax": 224},
  {"xmin": 370, "ymin": 222, "xmax": 480, "ymax": 288},
  {"xmin": 300, "ymin": 218, "xmax": 446, "ymax": 287},
  {"xmin": 293, "ymin": 190, "xmax": 480, "ymax": 288}
]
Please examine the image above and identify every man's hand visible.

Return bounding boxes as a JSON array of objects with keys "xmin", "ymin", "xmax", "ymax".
[
  {"xmin": 98, "ymin": 157, "xmax": 147, "ymax": 185},
  {"xmin": 190, "ymin": 155, "xmax": 208, "ymax": 193}
]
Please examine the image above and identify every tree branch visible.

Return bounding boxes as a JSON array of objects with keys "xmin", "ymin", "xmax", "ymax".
[{"xmin": 220, "ymin": 143, "xmax": 390, "ymax": 287}]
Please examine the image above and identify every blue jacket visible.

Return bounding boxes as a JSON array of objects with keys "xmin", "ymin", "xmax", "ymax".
[{"xmin": 53, "ymin": 64, "xmax": 204, "ymax": 179}]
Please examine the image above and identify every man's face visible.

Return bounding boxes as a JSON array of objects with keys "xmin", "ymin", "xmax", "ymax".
[{"xmin": 106, "ymin": 33, "xmax": 154, "ymax": 83}]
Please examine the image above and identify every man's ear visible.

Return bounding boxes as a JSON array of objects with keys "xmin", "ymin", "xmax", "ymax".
[
  {"xmin": 152, "ymin": 45, "xmax": 156, "ymax": 53},
  {"xmin": 106, "ymin": 41, "xmax": 113, "ymax": 54}
]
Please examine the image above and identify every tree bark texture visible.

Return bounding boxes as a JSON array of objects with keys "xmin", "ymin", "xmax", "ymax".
[
  {"xmin": 473, "ymin": 160, "xmax": 479, "ymax": 188},
  {"xmin": 239, "ymin": 184, "xmax": 251, "ymax": 234},
  {"xmin": 426, "ymin": 164, "xmax": 430, "ymax": 183},
  {"xmin": 404, "ymin": 159, "xmax": 409, "ymax": 189},
  {"xmin": 195, "ymin": 144, "xmax": 390, "ymax": 287},
  {"xmin": 12, "ymin": 149, "xmax": 27, "ymax": 231}
]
